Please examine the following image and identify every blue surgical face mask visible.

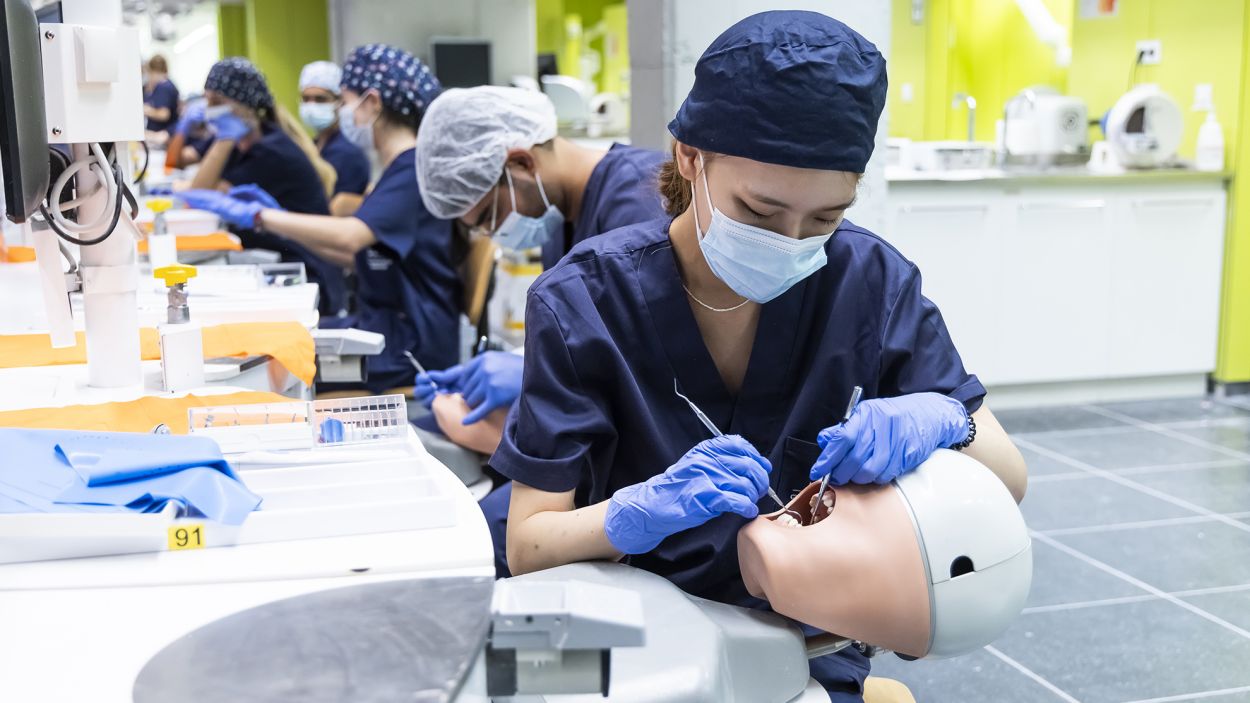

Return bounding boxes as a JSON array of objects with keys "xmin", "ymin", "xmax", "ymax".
[
  {"xmin": 300, "ymin": 101, "xmax": 337, "ymax": 133},
  {"xmin": 204, "ymin": 104, "xmax": 232, "ymax": 121},
  {"xmin": 692, "ymin": 154, "xmax": 835, "ymax": 304},
  {"xmin": 337, "ymin": 96, "xmax": 376, "ymax": 152},
  {"xmin": 492, "ymin": 168, "xmax": 563, "ymax": 252}
]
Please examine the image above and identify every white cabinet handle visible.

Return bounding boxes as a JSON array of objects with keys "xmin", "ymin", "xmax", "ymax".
[
  {"xmin": 899, "ymin": 204, "xmax": 989, "ymax": 214},
  {"xmin": 1017, "ymin": 200, "xmax": 1106, "ymax": 212},
  {"xmin": 1132, "ymin": 198, "xmax": 1215, "ymax": 209}
]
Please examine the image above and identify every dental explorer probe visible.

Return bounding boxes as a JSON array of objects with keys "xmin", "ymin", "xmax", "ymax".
[
  {"xmin": 403, "ymin": 351, "xmax": 438, "ymax": 391},
  {"xmin": 674, "ymin": 380, "xmax": 789, "ymax": 512},
  {"xmin": 814, "ymin": 385, "xmax": 864, "ymax": 513}
]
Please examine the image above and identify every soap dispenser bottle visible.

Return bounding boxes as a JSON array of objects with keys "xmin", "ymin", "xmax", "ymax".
[{"xmin": 1196, "ymin": 111, "xmax": 1225, "ymax": 172}]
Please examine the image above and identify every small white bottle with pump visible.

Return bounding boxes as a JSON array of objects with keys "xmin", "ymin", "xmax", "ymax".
[
  {"xmin": 1193, "ymin": 84, "xmax": 1225, "ymax": 172},
  {"xmin": 1196, "ymin": 112, "xmax": 1225, "ymax": 172}
]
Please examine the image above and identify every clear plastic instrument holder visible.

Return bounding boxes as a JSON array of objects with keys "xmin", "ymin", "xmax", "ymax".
[{"xmin": 189, "ymin": 394, "xmax": 409, "ymax": 453}]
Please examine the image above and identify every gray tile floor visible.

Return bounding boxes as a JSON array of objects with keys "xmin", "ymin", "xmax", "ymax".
[{"xmin": 870, "ymin": 396, "xmax": 1250, "ymax": 703}]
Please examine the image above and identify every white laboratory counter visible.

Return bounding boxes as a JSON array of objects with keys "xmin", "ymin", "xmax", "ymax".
[
  {"xmin": 0, "ymin": 427, "xmax": 495, "ymax": 703},
  {"xmin": 884, "ymin": 167, "xmax": 1231, "ymax": 406}
]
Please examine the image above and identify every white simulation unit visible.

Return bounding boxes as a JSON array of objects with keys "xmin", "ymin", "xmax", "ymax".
[
  {"xmin": 1105, "ymin": 85, "xmax": 1183, "ymax": 169},
  {"xmin": 39, "ymin": 24, "xmax": 143, "ymax": 144}
]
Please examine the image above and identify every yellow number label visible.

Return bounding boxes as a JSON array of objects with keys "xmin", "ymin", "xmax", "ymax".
[{"xmin": 168, "ymin": 524, "xmax": 205, "ymax": 551}]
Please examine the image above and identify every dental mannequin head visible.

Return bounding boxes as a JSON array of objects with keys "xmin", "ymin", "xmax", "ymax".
[{"xmin": 738, "ymin": 449, "xmax": 1032, "ymax": 659}]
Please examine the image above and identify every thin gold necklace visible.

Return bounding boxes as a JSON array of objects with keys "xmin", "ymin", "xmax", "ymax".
[{"xmin": 682, "ymin": 283, "xmax": 750, "ymax": 312}]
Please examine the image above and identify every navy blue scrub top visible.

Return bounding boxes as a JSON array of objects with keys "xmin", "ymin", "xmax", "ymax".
[
  {"xmin": 491, "ymin": 218, "xmax": 985, "ymax": 697},
  {"xmin": 320, "ymin": 129, "xmax": 371, "ymax": 196},
  {"xmin": 221, "ymin": 123, "xmax": 347, "ymax": 317},
  {"xmin": 342, "ymin": 146, "xmax": 461, "ymax": 392},
  {"xmin": 143, "ymin": 80, "xmax": 179, "ymax": 134},
  {"xmin": 540, "ymin": 143, "xmax": 666, "ymax": 270}
]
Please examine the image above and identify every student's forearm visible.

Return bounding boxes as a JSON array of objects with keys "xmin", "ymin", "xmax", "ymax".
[
  {"xmin": 963, "ymin": 405, "xmax": 1027, "ymax": 503},
  {"xmin": 258, "ymin": 210, "xmax": 373, "ymax": 268},
  {"xmin": 190, "ymin": 141, "xmax": 234, "ymax": 190},
  {"xmin": 506, "ymin": 498, "xmax": 622, "ymax": 576},
  {"xmin": 329, "ymin": 193, "xmax": 364, "ymax": 217}
]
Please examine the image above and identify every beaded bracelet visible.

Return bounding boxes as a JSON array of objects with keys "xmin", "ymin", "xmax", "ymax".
[{"xmin": 951, "ymin": 414, "xmax": 977, "ymax": 451}]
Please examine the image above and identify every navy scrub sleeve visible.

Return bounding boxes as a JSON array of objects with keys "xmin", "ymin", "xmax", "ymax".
[
  {"xmin": 540, "ymin": 143, "xmax": 666, "ymax": 270},
  {"xmin": 344, "ymin": 146, "xmax": 461, "ymax": 392},
  {"xmin": 144, "ymin": 79, "xmax": 179, "ymax": 134},
  {"xmin": 491, "ymin": 217, "xmax": 985, "ymax": 700},
  {"xmin": 221, "ymin": 124, "xmax": 347, "ymax": 316},
  {"xmin": 320, "ymin": 129, "xmax": 371, "ymax": 197}
]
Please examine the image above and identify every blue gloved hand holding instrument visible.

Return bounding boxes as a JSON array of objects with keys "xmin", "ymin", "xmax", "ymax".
[
  {"xmin": 415, "ymin": 348, "xmax": 523, "ymax": 425},
  {"xmin": 408, "ymin": 351, "xmax": 456, "ymax": 409},
  {"xmin": 227, "ymin": 184, "xmax": 282, "ymax": 210},
  {"xmin": 810, "ymin": 391, "xmax": 973, "ymax": 486},
  {"xmin": 178, "ymin": 188, "xmax": 284, "ymax": 230},
  {"xmin": 604, "ymin": 434, "xmax": 773, "ymax": 555},
  {"xmin": 445, "ymin": 351, "xmax": 524, "ymax": 425},
  {"xmin": 173, "ymin": 102, "xmax": 206, "ymax": 136},
  {"xmin": 207, "ymin": 109, "xmax": 250, "ymax": 142},
  {"xmin": 601, "ymin": 381, "xmax": 781, "ymax": 555}
]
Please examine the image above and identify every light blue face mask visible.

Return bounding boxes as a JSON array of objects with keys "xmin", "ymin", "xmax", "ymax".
[
  {"xmin": 692, "ymin": 154, "xmax": 835, "ymax": 304},
  {"xmin": 300, "ymin": 101, "xmax": 337, "ymax": 133},
  {"xmin": 492, "ymin": 168, "xmax": 564, "ymax": 252},
  {"xmin": 337, "ymin": 96, "xmax": 376, "ymax": 152}
]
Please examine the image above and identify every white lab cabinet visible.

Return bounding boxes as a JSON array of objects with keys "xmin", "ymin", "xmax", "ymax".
[{"xmin": 884, "ymin": 172, "xmax": 1229, "ymax": 399}]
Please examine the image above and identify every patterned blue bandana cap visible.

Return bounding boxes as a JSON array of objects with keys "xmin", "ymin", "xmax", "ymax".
[
  {"xmin": 340, "ymin": 43, "xmax": 442, "ymax": 118},
  {"xmin": 205, "ymin": 57, "xmax": 274, "ymax": 110}
]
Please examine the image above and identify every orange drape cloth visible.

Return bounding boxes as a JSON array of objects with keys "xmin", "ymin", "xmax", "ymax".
[
  {"xmin": 0, "ymin": 391, "xmax": 291, "ymax": 434},
  {"xmin": 0, "ymin": 322, "xmax": 315, "ymax": 385}
]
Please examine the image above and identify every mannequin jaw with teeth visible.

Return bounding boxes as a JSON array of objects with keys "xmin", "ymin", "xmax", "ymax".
[
  {"xmin": 773, "ymin": 486, "xmax": 835, "ymax": 527},
  {"xmin": 738, "ymin": 451, "xmax": 1035, "ymax": 660},
  {"xmin": 737, "ymin": 478, "xmax": 935, "ymax": 657}
]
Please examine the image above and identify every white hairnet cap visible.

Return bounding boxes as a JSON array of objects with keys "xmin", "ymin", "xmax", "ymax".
[
  {"xmin": 416, "ymin": 86, "xmax": 558, "ymax": 220},
  {"xmin": 300, "ymin": 61, "xmax": 342, "ymax": 93}
]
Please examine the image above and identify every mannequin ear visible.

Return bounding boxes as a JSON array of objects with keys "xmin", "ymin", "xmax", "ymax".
[
  {"xmin": 673, "ymin": 141, "xmax": 702, "ymax": 181},
  {"xmin": 504, "ymin": 148, "xmax": 537, "ymax": 174}
]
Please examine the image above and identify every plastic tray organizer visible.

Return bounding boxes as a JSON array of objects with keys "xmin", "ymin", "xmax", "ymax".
[
  {"xmin": 0, "ymin": 395, "xmax": 456, "ymax": 565},
  {"xmin": 189, "ymin": 394, "xmax": 410, "ymax": 452}
]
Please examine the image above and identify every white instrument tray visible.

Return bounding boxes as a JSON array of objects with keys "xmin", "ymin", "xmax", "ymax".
[{"xmin": 0, "ymin": 424, "xmax": 454, "ymax": 565}]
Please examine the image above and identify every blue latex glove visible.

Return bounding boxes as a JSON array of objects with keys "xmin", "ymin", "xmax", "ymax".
[
  {"xmin": 457, "ymin": 351, "xmax": 524, "ymax": 425},
  {"xmin": 605, "ymin": 435, "xmax": 772, "ymax": 555},
  {"xmin": 178, "ymin": 189, "xmax": 262, "ymax": 229},
  {"xmin": 810, "ymin": 392, "xmax": 970, "ymax": 486},
  {"xmin": 209, "ymin": 111, "xmax": 250, "ymax": 141},
  {"xmin": 413, "ymin": 371, "xmax": 450, "ymax": 410},
  {"xmin": 228, "ymin": 184, "xmax": 283, "ymax": 211},
  {"xmin": 173, "ymin": 102, "xmax": 206, "ymax": 136}
]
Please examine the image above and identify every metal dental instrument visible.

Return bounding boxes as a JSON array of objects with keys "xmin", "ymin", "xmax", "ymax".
[
  {"xmin": 674, "ymin": 380, "xmax": 789, "ymax": 513},
  {"xmin": 813, "ymin": 385, "xmax": 864, "ymax": 519},
  {"xmin": 403, "ymin": 351, "xmax": 438, "ymax": 391}
]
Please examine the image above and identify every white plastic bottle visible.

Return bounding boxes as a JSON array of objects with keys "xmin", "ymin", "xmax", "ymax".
[{"xmin": 1196, "ymin": 111, "xmax": 1225, "ymax": 172}]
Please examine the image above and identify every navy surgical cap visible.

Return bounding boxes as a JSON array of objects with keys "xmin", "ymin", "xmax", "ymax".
[
  {"xmin": 205, "ymin": 57, "xmax": 274, "ymax": 111},
  {"xmin": 341, "ymin": 44, "xmax": 442, "ymax": 118},
  {"xmin": 668, "ymin": 10, "xmax": 887, "ymax": 173}
]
